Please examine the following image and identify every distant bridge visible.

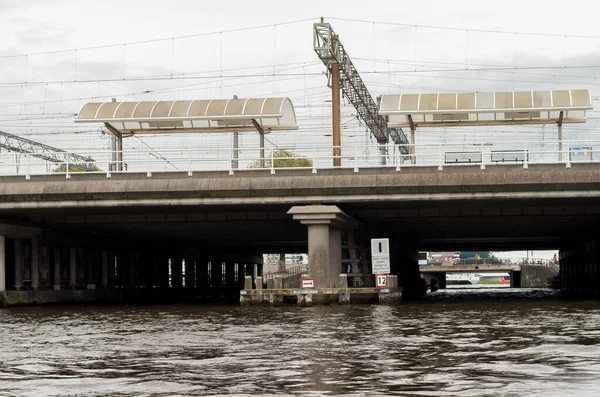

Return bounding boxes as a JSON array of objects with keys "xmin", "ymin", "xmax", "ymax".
[{"xmin": 420, "ymin": 264, "xmax": 521, "ymax": 273}]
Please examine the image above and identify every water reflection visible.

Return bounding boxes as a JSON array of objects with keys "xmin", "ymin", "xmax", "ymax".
[{"xmin": 0, "ymin": 289, "xmax": 599, "ymax": 396}]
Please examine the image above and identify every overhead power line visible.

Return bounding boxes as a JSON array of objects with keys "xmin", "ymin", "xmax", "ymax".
[
  {"xmin": 325, "ymin": 16, "xmax": 600, "ymax": 39},
  {"xmin": 0, "ymin": 18, "xmax": 318, "ymax": 60}
]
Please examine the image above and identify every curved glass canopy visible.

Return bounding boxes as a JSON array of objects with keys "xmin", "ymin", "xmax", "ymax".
[
  {"xmin": 75, "ymin": 97, "xmax": 297, "ymax": 133},
  {"xmin": 379, "ymin": 90, "xmax": 592, "ymax": 128}
]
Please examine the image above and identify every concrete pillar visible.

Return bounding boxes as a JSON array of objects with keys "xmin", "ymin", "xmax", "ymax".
[
  {"xmin": 102, "ymin": 250, "xmax": 108, "ymax": 288},
  {"xmin": 288, "ymin": 205, "xmax": 358, "ymax": 289},
  {"xmin": 14, "ymin": 238, "xmax": 22, "ymax": 290},
  {"xmin": 53, "ymin": 248, "xmax": 61, "ymax": 290},
  {"xmin": 69, "ymin": 247, "xmax": 76, "ymax": 289},
  {"xmin": 273, "ymin": 275, "xmax": 283, "ymax": 289},
  {"xmin": 31, "ymin": 236, "xmax": 39, "ymax": 290},
  {"xmin": 0, "ymin": 235, "xmax": 5, "ymax": 293},
  {"xmin": 129, "ymin": 253, "xmax": 137, "ymax": 287},
  {"xmin": 171, "ymin": 256, "xmax": 182, "ymax": 288},
  {"xmin": 244, "ymin": 275, "xmax": 253, "ymax": 290},
  {"xmin": 278, "ymin": 253, "xmax": 286, "ymax": 272}
]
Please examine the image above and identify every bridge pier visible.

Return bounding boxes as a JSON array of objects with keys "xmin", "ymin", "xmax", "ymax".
[
  {"xmin": 560, "ymin": 239, "xmax": 600, "ymax": 296},
  {"xmin": 288, "ymin": 205, "xmax": 358, "ymax": 293},
  {"xmin": 391, "ymin": 245, "xmax": 426, "ymax": 299},
  {"xmin": 0, "ymin": 235, "xmax": 5, "ymax": 306}
]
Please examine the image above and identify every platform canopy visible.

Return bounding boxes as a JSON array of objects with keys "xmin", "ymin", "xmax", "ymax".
[
  {"xmin": 75, "ymin": 97, "xmax": 297, "ymax": 134},
  {"xmin": 379, "ymin": 90, "xmax": 592, "ymax": 128}
]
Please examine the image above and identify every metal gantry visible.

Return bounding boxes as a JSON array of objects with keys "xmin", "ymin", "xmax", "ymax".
[
  {"xmin": 0, "ymin": 130, "xmax": 95, "ymax": 171},
  {"xmin": 313, "ymin": 20, "xmax": 408, "ymax": 160}
]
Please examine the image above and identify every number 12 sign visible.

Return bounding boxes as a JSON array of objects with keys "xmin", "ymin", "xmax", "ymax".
[{"xmin": 376, "ymin": 274, "xmax": 388, "ymax": 288}]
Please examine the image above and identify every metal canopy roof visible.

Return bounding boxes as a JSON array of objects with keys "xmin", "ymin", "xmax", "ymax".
[
  {"xmin": 379, "ymin": 90, "xmax": 592, "ymax": 128},
  {"xmin": 75, "ymin": 97, "xmax": 298, "ymax": 134}
]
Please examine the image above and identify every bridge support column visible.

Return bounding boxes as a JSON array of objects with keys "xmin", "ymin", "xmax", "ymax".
[
  {"xmin": 69, "ymin": 248, "xmax": 77, "ymax": 289},
  {"xmin": 53, "ymin": 248, "xmax": 61, "ymax": 290},
  {"xmin": 31, "ymin": 236, "xmax": 39, "ymax": 290},
  {"xmin": 560, "ymin": 239, "xmax": 600, "ymax": 296},
  {"xmin": 14, "ymin": 238, "xmax": 22, "ymax": 290},
  {"xmin": 129, "ymin": 253, "xmax": 137, "ymax": 288},
  {"xmin": 0, "ymin": 235, "xmax": 5, "ymax": 293},
  {"xmin": 391, "ymin": 245, "xmax": 425, "ymax": 299},
  {"xmin": 288, "ymin": 205, "xmax": 358, "ymax": 291},
  {"xmin": 101, "ymin": 251, "xmax": 108, "ymax": 288}
]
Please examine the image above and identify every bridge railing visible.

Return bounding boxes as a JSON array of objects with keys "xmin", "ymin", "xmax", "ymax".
[
  {"xmin": 436, "ymin": 257, "xmax": 558, "ymax": 267},
  {"xmin": 263, "ymin": 264, "xmax": 309, "ymax": 283},
  {"xmin": 1, "ymin": 139, "xmax": 600, "ymax": 177}
]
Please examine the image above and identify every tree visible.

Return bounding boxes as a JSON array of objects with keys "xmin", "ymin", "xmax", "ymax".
[
  {"xmin": 52, "ymin": 164, "xmax": 102, "ymax": 173},
  {"xmin": 248, "ymin": 150, "xmax": 313, "ymax": 169}
]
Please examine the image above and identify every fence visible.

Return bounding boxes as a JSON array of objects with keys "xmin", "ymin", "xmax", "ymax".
[{"xmin": 1, "ymin": 140, "xmax": 599, "ymax": 177}]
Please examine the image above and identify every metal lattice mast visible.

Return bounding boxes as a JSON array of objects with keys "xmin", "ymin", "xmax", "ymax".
[
  {"xmin": 0, "ymin": 130, "xmax": 95, "ymax": 171},
  {"xmin": 313, "ymin": 20, "xmax": 408, "ymax": 152}
]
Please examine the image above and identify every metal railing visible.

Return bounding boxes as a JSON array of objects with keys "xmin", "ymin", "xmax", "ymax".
[
  {"xmin": 1, "ymin": 140, "xmax": 599, "ymax": 178},
  {"xmin": 263, "ymin": 264, "xmax": 309, "ymax": 283},
  {"xmin": 437, "ymin": 257, "xmax": 558, "ymax": 267}
]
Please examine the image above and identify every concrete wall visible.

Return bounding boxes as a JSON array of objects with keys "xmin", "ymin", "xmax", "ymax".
[{"xmin": 520, "ymin": 265, "xmax": 559, "ymax": 288}]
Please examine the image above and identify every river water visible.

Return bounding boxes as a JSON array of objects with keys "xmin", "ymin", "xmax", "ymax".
[{"xmin": 1, "ymin": 289, "xmax": 599, "ymax": 396}]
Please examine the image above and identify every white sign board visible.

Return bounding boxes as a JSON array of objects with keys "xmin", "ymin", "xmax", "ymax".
[
  {"xmin": 371, "ymin": 238, "xmax": 390, "ymax": 274},
  {"xmin": 375, "ymin": 274, "xmax": 388, "ymax": 288},
  {"xmin": 301, "ymin": 278, "xmax": 315, "ymax": 289}
]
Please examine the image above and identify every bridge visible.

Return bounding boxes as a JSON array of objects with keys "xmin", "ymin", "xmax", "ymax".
[
  {"xmin": 420, "ymin": 264, "xmax": 521, "ymax": 273},
  {"xmin": 0, "ymin": 19, "xmax": 597, "ymax": 306},
  {"xmin": 0, "ymin": 158, "xmax": 598, "ymax": 306}
]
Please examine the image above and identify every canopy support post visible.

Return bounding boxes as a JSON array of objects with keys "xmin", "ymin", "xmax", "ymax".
[
  {"xmin": 558, "ymin": 111, "xmax": 564, "ymax": 163},
  {"xmin": 408, "ymin": 115, "xmax": 416, "ymax": 165},
  {"xmin": 104, "ymin": 123, "xmax": 123, "ymax": 171},
  {"xmin": 252, "ymin": 119, "xmax": 266, "ymax": 169},
  {"xmin": 232, "ymin": 95, "xmax": 239, "ymax": 171},
  {"xmin": 232, "ymin": 132, "xmax": 239, "ymax": 170}
]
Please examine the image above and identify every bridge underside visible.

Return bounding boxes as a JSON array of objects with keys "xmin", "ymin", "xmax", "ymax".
[
  {"xmin": 2, "ymin": 195, "xmax": 598, "ymax": 250},
  {"xmin": 0, "ymin": 164, "xmax": 599, "ymax": 303}
]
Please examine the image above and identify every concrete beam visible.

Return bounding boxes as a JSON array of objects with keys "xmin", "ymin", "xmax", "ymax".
[{"xmin": 4, "ymin": 164, "xmax": 600, "ymax": 210}]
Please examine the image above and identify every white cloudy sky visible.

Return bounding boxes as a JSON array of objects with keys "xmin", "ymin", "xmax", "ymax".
[{"xmin": 1, "ymin": 0, "xmax": 598, "ymax": 258}]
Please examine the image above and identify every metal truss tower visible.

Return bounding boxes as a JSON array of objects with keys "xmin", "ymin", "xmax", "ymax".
[
  {"xmin": 313, "ymin": 19, "xmax": 408, "ymax": 166},
  {"xmin": 0, "ymin": 130, "xmax": 95, "ymax": 172}
]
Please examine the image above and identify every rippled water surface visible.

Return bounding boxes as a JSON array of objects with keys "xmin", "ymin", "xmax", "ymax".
[{"xmin": 1, "ymin": 289, "xmax": 600, "ymax": 396}]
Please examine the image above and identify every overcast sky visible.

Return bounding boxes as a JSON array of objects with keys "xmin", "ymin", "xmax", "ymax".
[{"xmin": 1, "ymin": 0, "xmax": 598, "ymax": 258}]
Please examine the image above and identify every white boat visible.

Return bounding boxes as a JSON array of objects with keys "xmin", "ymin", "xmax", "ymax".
[{"xmin": 446, "ymin": 273, "xmax": 481, "ymax": 285}]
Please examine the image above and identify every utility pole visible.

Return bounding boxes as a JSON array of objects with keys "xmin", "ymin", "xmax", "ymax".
[
  {"xmin": 558, "ymin": 111, "xmax": 564, "ymax": 162},
  {"xmin": 331, "ymin": 34, "xmax": 341, "ymax": 167},
  {"xmin": 313, "ymin": 19, "xmax": 409, "ymax": 167}
]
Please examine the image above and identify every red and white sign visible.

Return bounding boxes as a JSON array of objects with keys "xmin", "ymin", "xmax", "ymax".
[
  {"xmin": 375, "ymin": 274, "xmax": 388, "ymax": 288},
  {"xmin": 301, "ymin": 278, "xmax": 315, "ymax": 289}
]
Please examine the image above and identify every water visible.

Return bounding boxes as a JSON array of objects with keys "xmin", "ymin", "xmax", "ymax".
[{"xmin": 1, "ymin": 289, "xmax": 599, "ymax": 396}]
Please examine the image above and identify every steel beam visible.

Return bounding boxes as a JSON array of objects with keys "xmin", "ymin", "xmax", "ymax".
[{"xmin": 0, "ymin": 130, "xmax": 95, "ymax": 172}]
